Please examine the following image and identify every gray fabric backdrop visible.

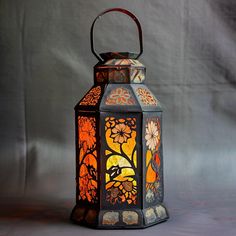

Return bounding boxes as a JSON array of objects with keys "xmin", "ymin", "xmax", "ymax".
[{"xmin": 0, "ymin": 0, "xmax": 236, "ymax": 235}]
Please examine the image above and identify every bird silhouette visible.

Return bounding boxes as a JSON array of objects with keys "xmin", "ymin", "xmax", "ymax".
[
  {"xmin": 107, "ymin": 165, "xmax": 122, "ymax": 179},
  {"xmin": 87, "ymin": 164, "xmax": 97, "ymax": 180}
]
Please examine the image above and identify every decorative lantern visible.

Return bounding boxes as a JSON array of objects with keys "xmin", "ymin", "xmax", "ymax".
[{"xmin": 71, "ymin": 8, "xmax": 169, "ymax": 229}]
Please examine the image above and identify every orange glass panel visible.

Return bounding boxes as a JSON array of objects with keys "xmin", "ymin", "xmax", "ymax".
[
  {"xmin": 145, "ymin": 117, "xmax": 161, "ymax": 203},
  {"xmin": 79, "ymin": 86, "xmax": 101, "ymax": 106},
  {"xmin": 78, "ymin": 116, "xmax": 98, "ymax": 203},
  {"xmin": 105, "ymin": 117, "xmax": 137, "ymax": 205}
]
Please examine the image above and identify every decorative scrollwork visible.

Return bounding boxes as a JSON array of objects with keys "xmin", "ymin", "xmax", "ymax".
[
  {"xmin": 105, "ymin": 88, "xmax": 136, "ymax": 105},
  {"xmin": 79, "ymin": 86, "xmax": 101, "ymax": 106},
  {"xmin": 136, "ymin": 88, "xmax": 157, "ymax": 106}
]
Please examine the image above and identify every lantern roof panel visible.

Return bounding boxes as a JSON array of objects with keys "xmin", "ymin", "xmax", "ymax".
[
  {"xmin": 131, "ymin": 84, "xmax": 163, "ymax": 112},
  {"xmin": 99, "ymin": 84, "xmax": 142, "ymax": 112},
  {"xmin": 74, "ymin": 84, "xmax": 105, "ymax": 111},
  {"xmin": 75, "ymin": 84, "xmax": 163, "ymax": 112}
]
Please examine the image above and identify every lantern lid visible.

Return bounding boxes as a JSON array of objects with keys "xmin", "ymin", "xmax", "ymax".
[
  {"xmin": 91, "ymin": 8, "xmax": 145, "ymax": 84},
  {"xmin": 94, "ymin": 56, "xmax": 145, "ymax": 84},
  {"xmin": 75, "ymin": 8, "xmax": 162, "ymax": 112},
  {"xmin": 100, "ymin": 52, "xmax": 139, "ymax": 61}
]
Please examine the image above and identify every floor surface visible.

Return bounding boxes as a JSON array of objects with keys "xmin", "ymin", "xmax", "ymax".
[{"xmin": 1, "ymin": 189, "xmax": 236, "ymax": 236}]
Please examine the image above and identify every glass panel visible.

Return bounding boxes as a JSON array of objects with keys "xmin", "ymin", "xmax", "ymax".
[
  {"xmin": 105, "ymin": 87, "xmax": 136, "ymax": 105},
  {"xmin": 79, "ymin": 86, "xmax": 101, "ymax": 106},
  {"xmin": 145, "ymin": 117, "xmax": 162, "ymax": 203},
  {"xmin": 135, "ymin": 87, "xmax": 158, "ymax": 106},
  {"xmin": 105, "ymin": 117, "xmax": 138, "ymax": 205},
  {"xmin": 95, "ymin": 69, "xmax": 108, "ymax": 83},
  {"xmin": 130, "ymin": 68, "xmax": 145, "ymax": 83},
  {"xmin": 108, "ymin": 68, "xmax": 129, "ymax": 83},
  {"xmin": 78, "ymin": 116, "xmax": 98, "ymax": 203}
]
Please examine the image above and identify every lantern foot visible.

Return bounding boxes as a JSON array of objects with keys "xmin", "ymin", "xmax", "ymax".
[{"xmin": 71, "ymin": 203, "xmax": 169, "ymax": 229}]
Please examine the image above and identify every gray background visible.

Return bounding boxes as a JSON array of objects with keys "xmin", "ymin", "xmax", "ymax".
[{"xmin": 0, "ymin": 0, "xmax": 236, "ymax": 235}]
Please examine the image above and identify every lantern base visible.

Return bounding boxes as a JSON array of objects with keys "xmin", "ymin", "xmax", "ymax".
[{"xmin": 70, "ymin": 203, "xmax": 169, "ymax": 229}]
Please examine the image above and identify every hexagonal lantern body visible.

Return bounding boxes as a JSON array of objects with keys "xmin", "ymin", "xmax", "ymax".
[{"xmin": 71, "ymin": 9, "xmax": 168, "ymax": 229}]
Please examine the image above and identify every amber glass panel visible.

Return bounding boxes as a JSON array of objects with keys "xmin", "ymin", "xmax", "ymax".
[
  {"xmin": 78, "ymin": 116, "xmax": 98, "ymax": 203},
  {"xmin": 105, "ymin": 117, "xmax": 137, "ymax": 205},
  {"xmin": 145, "ymin": 117, "xmax": 161, "ymax": 203},
  {"xmin": 79, "ymin": 86, "xmax": 101, "ymax": 106}
]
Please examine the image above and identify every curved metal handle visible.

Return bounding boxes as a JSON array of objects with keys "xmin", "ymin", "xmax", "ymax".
[{"xmin": 90, "ymin": 8, "xmax": 143, "ymax": 62}]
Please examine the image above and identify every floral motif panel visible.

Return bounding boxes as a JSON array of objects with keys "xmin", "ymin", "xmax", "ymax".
[
  {"xmin": 145, "ymin": 117, "xmax": 162, "ymax": 203},
  {"xmin": 79, "ymin": 86, "xmax": 101, "ymax": 106},
  {"xmin": 77, "ymin": 116, "xmax": 98, "ymax": 203},
  {"xmin": 136, "ymin": 88, "xmax": 157, "ymax": 106},
  {"xmin": 104, "ymin": 117, "xmax": 138, "ymax": 205},
  {"xmin": 105, "ymin": 87, "xmax": 136, "ymax": 105}
]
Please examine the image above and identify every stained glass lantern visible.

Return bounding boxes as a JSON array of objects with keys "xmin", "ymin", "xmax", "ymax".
[{"xmin": 71, "ymin": 8, "xmax": 169, "ymax": 229}]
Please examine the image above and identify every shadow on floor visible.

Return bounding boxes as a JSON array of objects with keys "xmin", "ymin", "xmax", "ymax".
[{"xmin": 0, "ymin": 198, "xmax": 74, "ymax": 225}]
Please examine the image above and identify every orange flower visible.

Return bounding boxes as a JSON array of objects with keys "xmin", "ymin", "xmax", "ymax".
[
  {"xmin": 110, "ymin": 123, "xmax": 131, "ymax": 144},
  {"xmin": 79, "ymin": 117, "xmax": 96, "ymax": 149},
  {"xmin": 121, "ymin": 180, "xmax": 137, "ymax": 200},
  {"xmin": 106, "ymin": 187, "xmax": 121, "ymax": 204},
  {"xmin": 79, "ymin": 155, "xmax": 98, "ymax": 203},
  {"xmin": 106, "ymin": 179, "xmax": 137, "ymax": 205}
]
